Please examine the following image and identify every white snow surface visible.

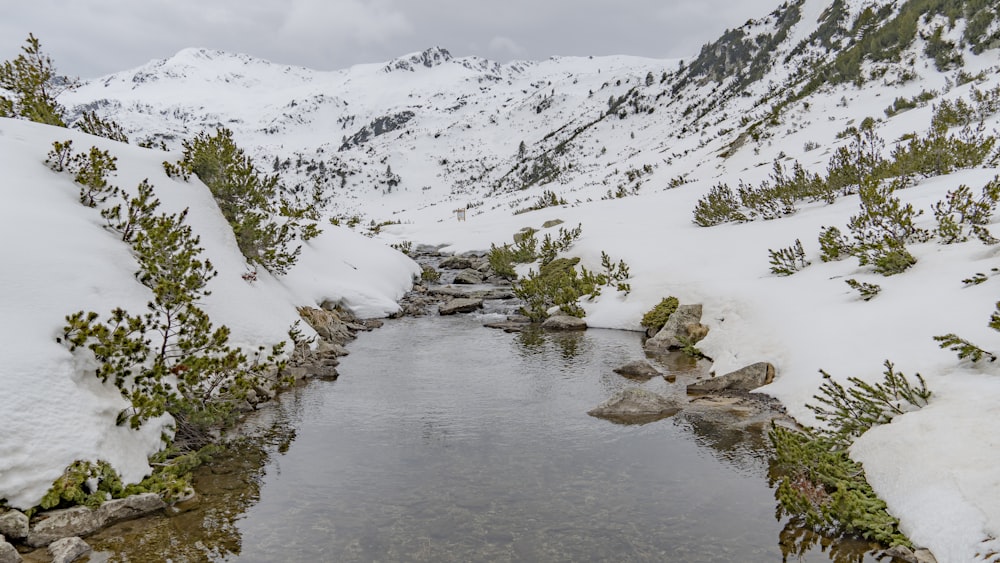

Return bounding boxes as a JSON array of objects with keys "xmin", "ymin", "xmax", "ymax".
[
  {"xmin": 0, "ymin": 118, "xmax": 418, "ymax": 509},
  {"xmin": 6, "ymin": 2, "xmax": 1000, "ymax": 559}
]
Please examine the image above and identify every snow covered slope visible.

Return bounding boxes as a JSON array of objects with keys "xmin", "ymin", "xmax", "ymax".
[
  {"xmin": 10, "ymin": 0, "xmax": 1000, "ymax": 559},
  {"xmin": 0, "ymin": 118, "xmax": 418, "ymax": 508}
]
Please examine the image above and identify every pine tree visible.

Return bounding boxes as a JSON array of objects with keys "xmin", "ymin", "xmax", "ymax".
[
  {"xmin": 0, "ymin": 34, "xmax": 67, "ymax": 126},
  {"xmin": 167, "ymin": 127, "xmax": 318, "ymax": 275}
]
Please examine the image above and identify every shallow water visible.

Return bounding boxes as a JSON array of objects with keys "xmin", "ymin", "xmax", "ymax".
[{"xmin": 86, "ymin": 314, "xmax": 882, "ymax": 562}]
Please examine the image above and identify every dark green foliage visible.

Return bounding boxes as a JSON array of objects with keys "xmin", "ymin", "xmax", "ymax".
[
  {"xmin": 934, "ymin": 333, "xmax": 997, "ymax": 362},
  {"xmin": 770, "ymin": 360, "xmax": 930, "ymax": 547},
  {"xmin": 933, "ymin": 178, "xmax": 1000, "ymax": 244},
  {"xmin": 890, "ymin": 121, "xmax": 996, "ymax": 180},
  {"xmin": 75, "ymin": 111, "xmax": 129, "ymax": 143},
  {"xmin": 0, "ymin": 34, "xmax": 66, "ymax": 126},
  {"xmin": 826, "ymin": 120, "xmax": 885, "ymax": 197},
  {"xmin": 770, "ymin": 426, "xmax": 911, "ymax": 547},
  {"xmin": 811, "ymin": 361, "xmax": 930, "ymax": 448},
  {"xmin": 962, "ymin": 272, "xmax": 989, "ymax": 286},
  {"xmin": 640, "ymin": 297, "xmax": 679, "ymax": 333},
  {"xmin": 539, "ymin": 224, "xmax": 582, "ymax": 265},
  {"xmin": 39, "ymin": 460, "xmax": 124, "ymax": 510},
  {"xmin": 514, "ymin": 257, "xmax": 598, "ymax": 321},
  {"xmin": 420, "ymin": 265, "xmax": 441, "ymax": 283},
  {"xmin": 934, "ymin": 300, "xmax": 1000, "ymax": 363},
  {"xmin": 769, "ymin": 239, "xmax": 810, "ymax": 276},
  {"xmin": 923, "ymin": 25, "xmax": 964, "ymax": 71},
  {"xmin": 818, "ymin": 226, "xmax": 850, "ymax": 262},
  {"xmin": 578, "ymin": 251, "xmax": 632, "ymax": 299},
  {"xmin": 845, "ymin": 279, "xmax": 881, "ymax": 301},
  {"xmin": 846, "ymin": 179, "xmax": 927, "ymax": 275},
  {"xmin": 101, "ymin": 179, "xmax": 159, "ymax": 242},
  {"xmin": 61, "ymin": 191, "xmax": 285, "ymax": 447},
  {"xmin": 46, "ymin": 140, "xmax": 120, "ymax": 208},
  {"xmin": 515, "ymin": 190, "xmax": 567, "ymax": 214},
  {"xmin": 693, "ymin": 183, "xmax": 745, "ymax": 226},
  {"xmin": 488, "ymin": 230, "xmax": 542, "ymax": 280},
  {"xmin": 168, "ymin": 127, "xmax": 319, "ymax": 275}
]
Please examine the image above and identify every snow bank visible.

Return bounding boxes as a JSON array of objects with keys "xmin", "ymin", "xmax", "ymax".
[
  {"xmin": 391, "ymin": 165, "xmax": 1000, "ymax": 562},
  {"xmin": 0, "ymin": 118, "xmax": 417, "ymax": 508}
]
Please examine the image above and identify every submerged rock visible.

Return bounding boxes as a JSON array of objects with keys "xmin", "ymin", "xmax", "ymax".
[
  {"xmin": 0, "ymin": 535, "xmax": 21, "ymax": 563},
  {"xmin": 687, "ymin": 362, "xmax": 775, "ymax": 394},
  {"xmin": 643, "ymin": 304, "xmax": 709, "ymax": 352},
  {"xmin": 588, "ymin": 388, "xmax": 681, "ymax": 424},
  {"xmin": 613, "ymin": 360, "xmax": 662, "ymax": 380},
  {"xmin": 48, "ymin": 536, "xmax": 91, "ymax": 563},
  {"xmin": 0, "ymin": 510, "xmax": 28, "ymax": 540},
  {"xmin": 439, "ymin": 298, "xmax": 484, "ymax": 315},
  {"xmin": 541, "ymin": 315, "xmax": 587, "ymax": 331}
]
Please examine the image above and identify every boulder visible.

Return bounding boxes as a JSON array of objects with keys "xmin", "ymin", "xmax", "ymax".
[
  {"xmin": 0, "ymin": 535, "xmax": 21, "ymax": 563},
  {"xmin": 541, "ymin": 315, "xmax": 587, "ymax": 331},
  {"xmin": 541, "ymin": 219, "xmax": 564, "ymax": 228},
  {"xmin": 297, "ymin": 306, "xmax": 354, "ymax": 345},
  {"xmin": 27, "ymin": 493, "xmax": 165, "ymax": 547},
  {"xmin": 643, "ymin": 304, "xmax": 709, "ymax": 352},
  {"xmin": 686, "ymin": 362, "xmax": 775, "ymax": 394},
  {"xmin": 882, "ymin": 546, "xmax": 937, "ymax": 563},
  {"xmin": 26, "ymin": 507, "xmax": 99, "ymax": 547},
  {"xmin": 451, "ymin": 269, "xmax": 484, "ymax": 285},
  {"xmin": 613, "ymin": 361, "xmax": 662, "ymax": 380},
  {"xmin": 438, "ymin": 298, "xmax": 484, "ymax": 315},
  {"xmin": 588, "ymin": 388, "xmax": 681, "ymax": 423},
  {"xmin": 0, "ymin": 510, "xmax": 28, "ymax": 540},
  {"xmin": 47, "ymin": 537, "xmax": 91, "ymax": 563},
  {"xmin": 439, "ymin": 255, "xmax": 474, "ymax": 270}
]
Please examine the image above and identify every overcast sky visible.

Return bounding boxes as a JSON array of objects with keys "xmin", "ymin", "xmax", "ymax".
[{"xmin": 2, "ymin": 0, "xmax": 786, "ymax": 79}]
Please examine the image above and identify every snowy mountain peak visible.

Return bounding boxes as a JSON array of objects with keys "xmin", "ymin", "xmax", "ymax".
[{"xmin": 383, "ymin": 46, "xmax": 454, "ymax": 73}]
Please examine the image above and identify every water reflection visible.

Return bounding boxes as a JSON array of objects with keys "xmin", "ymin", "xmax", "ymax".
[{"xmin": 82, "ymin": 317, "xmax": 888, "ymax": 562}]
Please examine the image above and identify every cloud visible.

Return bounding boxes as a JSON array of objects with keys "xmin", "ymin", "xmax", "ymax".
[{"xmin": 1, "ymin": 0, "xmax": 787, "ymax": 78}]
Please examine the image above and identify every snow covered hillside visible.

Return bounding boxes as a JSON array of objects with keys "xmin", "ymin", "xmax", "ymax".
[
  {"xmin": 6, "ymin": 0, "xmax": 1000, "ymax": 560},
  {"xmin": 0, "ymin": 118, "xmax": 418, "ymax": 508}
]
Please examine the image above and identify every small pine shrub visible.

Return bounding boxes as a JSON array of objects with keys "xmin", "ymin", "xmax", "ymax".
[
  {"xmin": 818, "ymin": 226, "xmax": 850, "ymax": 262},
  {"xmin": 770, "ymin": 360, "xmax": 929, "ymax": 547},
  {"xmin": 768, "ymin": 239, "xmax": 810, "ymax": 276},
  {"xmin": 46, "ymin": 140, "xmax": 120, "ymax": 208},
  {"xmin": 640, "ymin": 297, "xmax": 679, "ymax": 333},
  {"xmin": 932, "ymin": 178, "xmax": 1000, "ymax": 245},
  {"xmin": 75, "ymin": 111, "xmax": 129, "ymax": 143},
  {"xmin": 934, "ymin": 333, "xmax": 996, "ymax": 363},
  {"xmin": 845, "ymin": 279, "xmax": 881, "ymax": 301},
  {"xmin": 168, "ymin": 127, "xmax": 319, "ymax": 275},
  {"xmin": 0, "ymin": 34, "xmax": 66, "ymax": 126},
  {"xmin": 846, "ymin": 179, "xmax": 927, "ymax": 276},
  {"xmin": 962, "ymin": 273, "xmax": 988, "ymax": 286},
  {"xmin": 693, "ymin": 183, "xmax": 745, "ymax": 226}
]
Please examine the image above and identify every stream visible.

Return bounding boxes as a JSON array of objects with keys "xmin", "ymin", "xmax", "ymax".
[{"xmin": 81, "ymin": 311, "xmax": 885, "ymax": 562}]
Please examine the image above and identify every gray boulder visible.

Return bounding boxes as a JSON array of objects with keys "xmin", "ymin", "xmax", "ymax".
[
  {"xmin": 0, "ymin": 510, "xmax": 28, "ymax": 540},
  {"xmin": 541, "ymin": 315, "xmax": 587, "ymax": 331},
  {"xmin": 0, "ymin": 535, "xmax": 21, "ymax": 563},
  {"xmin": 439, "ymin": 255, "xmax": 474, "ymax": 270},
  {"xmin": 452, "ymin": 269, "xmax": 484, "ymax": 285},
  {"xmin": 439, "ymin": 298, "xmax": 484, "ymax": 315},
  {"xmin": 644, "ymin": 304, "xmax": 709, "ymax": 352},
  {"xmin": 48, "ymin": 537, "xmax": 91, "ymax": 563},
  {"xmin": 613, "ymin": 361, "xmax": 661, "ymax": 380},
  {"xmin": 588, "ymin": 388, "xmax": 681, "ymax": 423},
  {"xmin": 882, "ymin": 546, "xmax": 937, "ymax": 563},
  {"xmin": 27, "ymin": 493, "xmax": 165, "ymax": 547},
  {"xmin": 687, "ymin": 362, "xmax": 776, "ymax": 394}
]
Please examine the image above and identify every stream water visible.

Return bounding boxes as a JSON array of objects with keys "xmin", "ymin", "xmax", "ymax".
[{"xmin": 83, "ymin": 313, "xmax": 884, "ymax": 562}]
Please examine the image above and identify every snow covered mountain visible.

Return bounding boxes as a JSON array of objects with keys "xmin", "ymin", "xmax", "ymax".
[{"xmin": 4, "ymin": 0, "xmax": 1000, "ymax": 560}]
